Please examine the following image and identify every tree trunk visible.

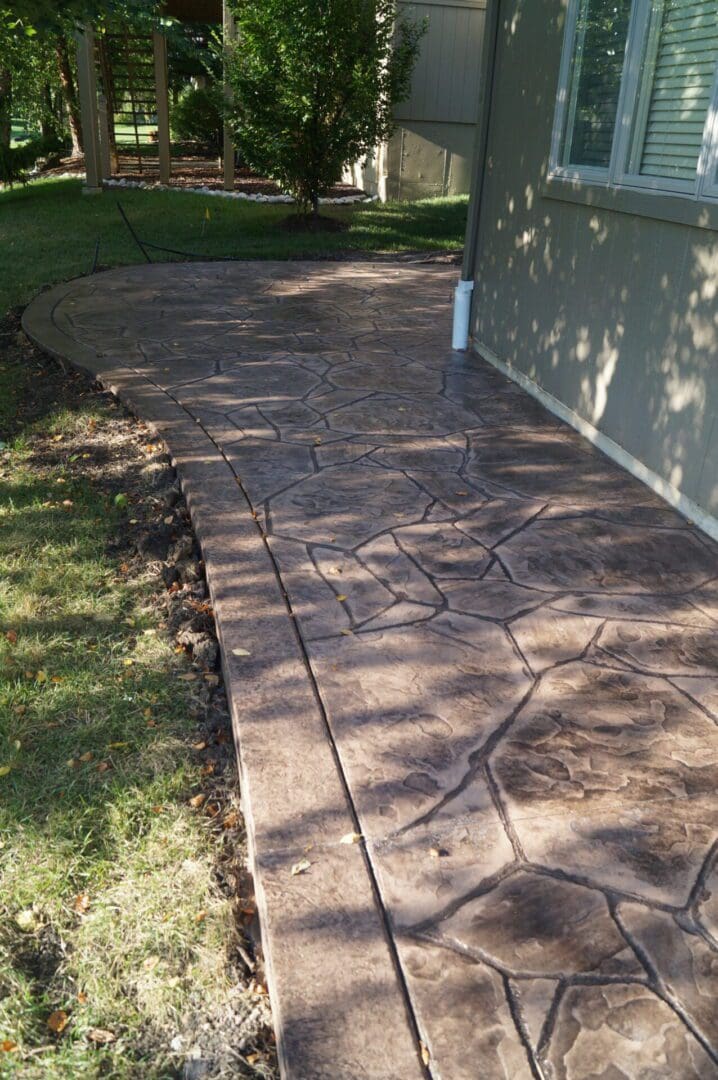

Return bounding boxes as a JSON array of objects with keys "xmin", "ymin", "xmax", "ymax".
[
  {"xmin": 0, "ymin": 68, "xmax": 11, "ymax": 154},
  {"xmin": 97, "ymin": 35, "xmax": 117, "ymax": 167},
  {"xmin": 56, "ymin": 34, "xmax": 83, "ymax": 156},
  {"xmin": 41, "ymin": 83, "xmax": 55, "ymax": 140}
]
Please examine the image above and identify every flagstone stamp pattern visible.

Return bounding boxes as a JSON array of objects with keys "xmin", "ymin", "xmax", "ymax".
[{"xmin": 24, "ymin": 262, "xmax": 718, "ymax": 1079}]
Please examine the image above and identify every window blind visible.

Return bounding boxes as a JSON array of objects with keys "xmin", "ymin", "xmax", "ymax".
[{"xmin": 640, "ymin": 0, "xmax": 718, "ymax": 181}]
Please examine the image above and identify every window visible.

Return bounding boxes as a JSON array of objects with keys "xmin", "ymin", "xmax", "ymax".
[{"xmin": 550, "ymin": 0, "xmax": 718, "ymax": 202}]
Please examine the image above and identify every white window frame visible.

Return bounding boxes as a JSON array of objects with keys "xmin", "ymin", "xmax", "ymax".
[{"xmin": 548, "ymin": 0, "xmax": 718, "ymax": 205}]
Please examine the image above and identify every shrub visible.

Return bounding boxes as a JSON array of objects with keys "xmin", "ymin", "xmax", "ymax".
[
  {"xmin": 170, "ymin": 84, "xmax": 224, "ymax": 155},
  {"xmin": 0, "ymin": 131, "xmax": 64, "ymax": 186},
  {"xmin": 225, "ymin": 0, "xmax": 425, "ymax": 214}
]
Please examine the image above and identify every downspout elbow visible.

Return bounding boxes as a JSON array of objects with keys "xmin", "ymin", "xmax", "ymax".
[{"xmin": 451, "ymin": 277, "xmax": 474, "ymax": 351}]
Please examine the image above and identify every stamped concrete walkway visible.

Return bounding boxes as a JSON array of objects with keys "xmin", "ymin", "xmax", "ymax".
[{"xmin": 24, "ymin": 263, "xmax": 718, "ymax": 1079}]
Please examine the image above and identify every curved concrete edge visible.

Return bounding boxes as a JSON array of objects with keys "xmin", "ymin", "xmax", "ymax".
[{"xmin": 23, "ymin": 275, "xmax": 426, "ymax": 1080}]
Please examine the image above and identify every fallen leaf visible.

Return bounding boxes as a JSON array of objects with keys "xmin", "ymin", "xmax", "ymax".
[
  {"xmin": 222, "ymin": 811, "xmax": 239, "ymax": 829},
  {"xmin": 143, "ymin": 955, "xmax": 160, "ymax": 971},
  {"xmin": 192, "ymin": 741, "xmax": 207, "ymax": 752},
  {"xmin": 114, "ymin": 493, "xmax": 128, "ymax": 509},
  {"xmin": 335, "ymin": 594, "xmax": 347, "ymax": 602},
  {"xmin": 107, "ymin": 741, "xmax": 128, "ymax": 750},
  {"xmin": 77, "ymin": 992, "xmax": 88, "ymax": 1005},
  {"xmin": 339, "ymin": 832, "xmax": 363, "ymax": 845},
  {"xmin": 5, "ymin": 630, "xmax": 17, "ymax": 644},
  {"xmin": 200, "ymin": 763, "xmax": 215, "ymax": 777},
  {"xmin": 87, "ymin": 1028, "xmax": 116, "ymax": 1045},
  {"xmin": 35, "ymin": 670, "xmax": 47, "ymax": 684},
  {"xmin": 290, "ymin": 858, "xmax": 311, "ymax": 877},
  {"xmin": 122, "ymin": 658, "xmax": 134, "ymax": 667},
  {"xmin": 194, "ymin": 910, "xmax": 207, "ymax": 923},
  {"xmin": 62, "ymin": 499, "xmax": 73, "ymax": 508},
  {"xmin": 0, "ymin": 765, "xmax": 11, "ymax": 777},
  {"xmin": 97, "ymin": 761, "xmax": 111, "ymax": 773},
  {"xmin": 231, "ymin": 648, "xmax": 251, "ymax": 657},
  {"xmin": 340, "ymin": 629, "xmax": 354, "ymax": 636},
  {"xmin": 151, "ymin": 805, "xmax": 164, "ymax": 814},
  {"xmin": 1, "ymin": 1040, "xmax": 18, "ymax": 1052},
  {"xmin": 420, "ymin": 1041, "xmax": 430, "ymax": 1066},
  {"xmin": 47, "ymin": 1010, "xmax": 69, "ymax": 1034},
  {"xmin": 163, "ymin": 515, "xmax": 173, "ymax": 525},
  {"xmin": 178, "ymin": 672, "xmax": 197, "ymax": 682},
  {"xmin": 13, "ymin": 705, "xmax": 26, "ymax": 715},
  {"xmin": 15, "ymin": 909, "xmax": 37, "ymax": 931},
  {"xmin": 205, "ymin": 801, "xmax": 220, "ymax": 817},
  {"xmin": 246, "ymin": 1053, "xmax": 260, "ymax": 1066},
  {"xmin": 455, "ymin": 491, "xmax": 469, "ymax": 497},
  {"xmin": 51, "ymin": 676, "xmax": 63, "ymax": 684},
  {"xmin": 189, "ymin": 793, "xmax": 206, "ymax": 809},
  {"xmin": 74, "ymin": 893, "xmax": 90, "ymax": 914},
  {"xmin": 79, "ymin": 751, "xmax": 93, "ymax": 763}
]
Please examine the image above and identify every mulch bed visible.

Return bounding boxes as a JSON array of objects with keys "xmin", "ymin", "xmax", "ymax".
[{"xmin": 40, "ymin": 154, "xmax": 365, "ymax": 199}]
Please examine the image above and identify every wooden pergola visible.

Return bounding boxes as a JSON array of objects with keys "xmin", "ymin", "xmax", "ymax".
[{"xmin": 74, "ymin": 0, "xmax": 236, "ymax": 194}]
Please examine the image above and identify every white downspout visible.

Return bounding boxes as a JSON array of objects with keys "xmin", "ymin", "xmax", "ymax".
[
  {"xmin": 451, "ymin": 278, "xmax": 474, "ymax": 351},
  {"xmin": 450, "ymin": 0, "xmax": 500, "ymax": 352}
]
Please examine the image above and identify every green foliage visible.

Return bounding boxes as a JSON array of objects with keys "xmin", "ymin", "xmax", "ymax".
[
  {"xmin": 1, "ymin": 0, "xmax": 159, "ymax": 35},
  {"xmin": 0, "ymin": 131, "xmax": 63, "ymax": 185},
  {"xmin": 170, "ymin": 84, "xmax": 223, "ymax": 155},
  {"xmin": 225, "ymin": 0, "xmax": 425, "ymax": 212}
]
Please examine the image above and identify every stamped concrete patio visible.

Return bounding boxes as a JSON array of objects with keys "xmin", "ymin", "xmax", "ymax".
[{"xmin": 24, "ymin": 262, "xmax": 718, "ymax": 1079}]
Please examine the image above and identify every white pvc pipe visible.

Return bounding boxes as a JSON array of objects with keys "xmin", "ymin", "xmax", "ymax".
[{"xmin": 452, "ymin": 277, "xmax": 474, "ymax": 351}]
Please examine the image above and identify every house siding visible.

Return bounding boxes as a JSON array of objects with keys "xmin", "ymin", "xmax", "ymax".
[
  {"xmin": 346, "ymin": 0, "xmax": 485, "ymax": 199},
  {"xmin": 471, "ymin": 0, "xmax": 718, "ymax": 519}
]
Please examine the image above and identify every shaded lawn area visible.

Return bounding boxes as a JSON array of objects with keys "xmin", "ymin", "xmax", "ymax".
[
  {"xmin": 0, "ymin": 326, "xmax": 274, "ymax": 1077},
  {"xmin": 0, "ymin": 177, "xmax": 467, "ymax": 313}
]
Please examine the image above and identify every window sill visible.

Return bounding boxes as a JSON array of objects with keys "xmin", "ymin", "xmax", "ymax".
[{"xmin": 542, "ymin": 176, "xmax": 718, "ymax": 232}]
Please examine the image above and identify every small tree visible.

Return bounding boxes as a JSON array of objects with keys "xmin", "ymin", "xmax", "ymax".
[{"xmin": 225, "ymin": 0, "xmax": 425, "ymax": 217}]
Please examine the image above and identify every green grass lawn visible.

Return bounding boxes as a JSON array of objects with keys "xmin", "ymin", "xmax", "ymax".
[
  {"xmin": 0, "ymin": 177, "xmax": 467, "ymax": 314},
  {"xmin": 10, "ymin": 121, "xmax": 36, "ymax": 149},
  {"xmin": 0, "ymin": 332, "xmax": 274, "ymax": 1076}
]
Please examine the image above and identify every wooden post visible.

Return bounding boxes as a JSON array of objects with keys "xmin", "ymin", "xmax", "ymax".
[
  {"xmin": 153, "ymin": 31, "xmax": 171, "ymax": 185},
  {"xmin": 222, "ymin": 0, "xmax": 236, "ymax": 192},
  {"xmin": 75, "ymin": 27, "xmax": 102, "ymax": 194},
  {"xmin": 97, "ymin": 92, "xmax": 112, "ymax": 179}
]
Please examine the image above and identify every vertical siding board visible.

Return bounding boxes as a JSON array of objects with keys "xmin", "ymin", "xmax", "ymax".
[{"xmin": 396, "ymin": 0, "xmax": 485, "ymax": 123}]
